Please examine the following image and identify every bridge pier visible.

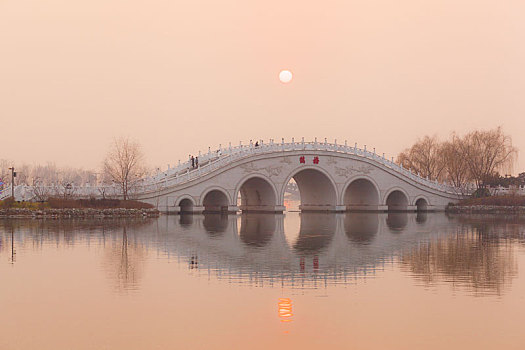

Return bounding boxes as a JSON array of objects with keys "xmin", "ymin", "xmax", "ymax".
[
  {"xmin": 407, "ymin": 205, "xmax": 417, "ymax": 212},
  {"xmin": 162, "ymin": 205, "xmax": 206, "ymax": 214},
  {"xmin": 227, "ymin": 205, "xmax": 240, "ymax": 214},
  {"xmin": 346, "ymin": 205, "xmax": 388, "ymax": 212},
  {"xmin": 201, "ymin": 205, "xmax": 239, "ymax": 214},
  {"xmin": 299, "ymin": 205, "xmax": 346, "ymax": 213},
  {"xmin": 192, "ymin": 206, "xmax": 206, "ymax": 213},
  {"xmin": 239, "ymin": 205, "xmax": 286, "ymax": 214},
  {"xmin": 161, "ymin": 205, "xmax": 180, "ymax": 214},
  {"xmin": 164, "ymin": 204, "xmax": 444, "ymax": 215}
]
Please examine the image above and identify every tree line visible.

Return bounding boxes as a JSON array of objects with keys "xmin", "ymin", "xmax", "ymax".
[
  {"xmin": 397, "ymin": 127, "xmax": 520, "ymax": 192},
  {"xmin": 1, "ymin": 137, "xmax": 147, "ymax": 201},
  {"xmin": 2, "ymin": 129, "xmax": 521, "ymax": 201}
]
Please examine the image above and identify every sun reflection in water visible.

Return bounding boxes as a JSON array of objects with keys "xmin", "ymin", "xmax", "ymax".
[{"xmin": 278, "ymin": 298, "xmax": 293, "ymax": 327}]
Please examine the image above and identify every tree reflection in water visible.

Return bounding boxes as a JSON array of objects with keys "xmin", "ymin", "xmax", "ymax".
[
  {"xmin": 102, "ymin": 225, "xmax": 147, "ymax": 293},
  {"xmin": 400, "ymin": 227, "xmax": 518, "ymax": 296}
]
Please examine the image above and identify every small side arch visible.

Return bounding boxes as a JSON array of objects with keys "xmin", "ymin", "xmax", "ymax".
[
  {"xmin": 414, "ymin": 196, "xmax": 430, "ymax": 212},
  {"xmin": 176, "ymin": 194, "xmax": 197, "ymax": 213},
  {"xmin": 200, "ymin": 186, "xmax": 232, "ymax": 213},
  {"xmin": 384, "ymin": 187, "xmax": 410, "ymax": 211}
]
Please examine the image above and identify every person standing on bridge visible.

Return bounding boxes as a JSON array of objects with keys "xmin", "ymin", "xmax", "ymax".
[
  {"xmin": 195, "ymin": 157, "xmax": 199, "ymax": 168},
  {"xmin": 191, "ymin": 156, "xmax": 195, "ymax": 168}
]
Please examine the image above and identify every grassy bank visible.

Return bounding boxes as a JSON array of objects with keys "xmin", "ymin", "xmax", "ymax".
[
  {"xmin": 0, "ymin": 197, "xmax": 154, "ymax": 210},
  {"xmin": 446, "ymin": 194, "xmax": 525, "ymax": 214},
  {"xmin": 453, "ymin": 195, "xmax": 525, "ymax": 207}
]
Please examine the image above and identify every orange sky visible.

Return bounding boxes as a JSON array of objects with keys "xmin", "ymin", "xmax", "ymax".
[{"xmin": 1, "ymin": 0, "xmax": 524, "ymax": 173}]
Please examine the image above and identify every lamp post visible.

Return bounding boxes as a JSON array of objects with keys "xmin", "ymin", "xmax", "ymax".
[{"xmin": 8, "ymin": 167, "xmax": 15, "ymax": 199}]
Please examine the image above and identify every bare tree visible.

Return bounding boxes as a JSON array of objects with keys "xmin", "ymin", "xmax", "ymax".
[
  {"xmin": 456, "ymin": 127, "xmax": 518, "ymax": 188},
  {"xmin": 15, "ymin": 163, "xmax": 32, "ymax": 185},
  {"xmin": 32, "ymin": 178, "xmax": 51, "ymax": 202},
  {"xmin": 97, "ymin": 171, "xmax": 118, "ymax": 199},
  {"xmin": 397, "ymin": 135, "xmax": 446, "ymax": 181},
  {"xmin": 442, "ymin": 138, "xmax": 472, "ymax": 192},
  {"xmin": 103, "ymin": 137, "xmax": 146, "ymax": 200},
  {"xmin": 32, "ymin": 163, "xmax": 59, "ymax": 185}
]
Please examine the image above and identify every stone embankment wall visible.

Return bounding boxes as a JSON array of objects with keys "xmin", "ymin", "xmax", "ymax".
[
  {"xmin": 0, "ymin": 208, "xmax": 160, "ymax": 219},
  {"xmin": 447, "ymin": 205, "xmax": 525, "ymax": 214}
]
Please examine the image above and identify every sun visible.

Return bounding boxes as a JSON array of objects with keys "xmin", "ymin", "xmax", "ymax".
[{"xmin": 279, "ymin": 70, "xmax": 293, "ymax": 83}]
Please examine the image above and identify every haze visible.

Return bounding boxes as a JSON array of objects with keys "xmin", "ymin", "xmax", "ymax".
[{"xmin": 1, "ymin": 0, "xmax": 524, "ymax": 172}]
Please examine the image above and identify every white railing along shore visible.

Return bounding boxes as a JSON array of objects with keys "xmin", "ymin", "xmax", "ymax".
[{"xmin": 0, "ymin": 185, "xmax": 12, "ymax": 201}]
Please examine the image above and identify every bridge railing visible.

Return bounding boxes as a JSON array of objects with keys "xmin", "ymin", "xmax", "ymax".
[{"xmin": 136, "ymin": 138, "xmax": 464, "ymax": 196}]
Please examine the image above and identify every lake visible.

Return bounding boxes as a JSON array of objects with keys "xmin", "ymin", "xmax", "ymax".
[{"xmin": 1, "ymin": 212, "xmax": 524, "ymax": 349}]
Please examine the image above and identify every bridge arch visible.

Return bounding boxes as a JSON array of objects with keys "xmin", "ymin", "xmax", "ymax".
[
  {"xmin": 384, "ymin": 187, "xmax": 409, "ymax": 211},
  {"xmin": 281, "ymin": 166, "xmax": 338, "ymax": 211},
  {"xmin": 200, "ymin": 186, "xmax": 232, "ymax": 213},
  {"xmin": 235, "ymin": 174, "xmax": 279, "ymax": 212},
  {"xmin": 176, "ymin": 194, "xmax": 197, "ymax": 213},
  {"xmin": 342, "ymin": 176, "xmax": 381, "ymax": 211},
  {"xmin": 414, "ymin": 196, "xmax": 429, "ymax": 211}
]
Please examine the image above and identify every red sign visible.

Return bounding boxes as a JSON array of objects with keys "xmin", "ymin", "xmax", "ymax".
[
  {"xmin": 313, "ymin": 156, "xmax": 319, "ymax": 164},
  {"xmin": 299, "ymin": 156, "xmax": 305, "ymax": 164}
]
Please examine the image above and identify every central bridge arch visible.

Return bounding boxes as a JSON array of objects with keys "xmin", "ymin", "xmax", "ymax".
[{"xmin": 281, "ymin": 166, "xmax": 338, "ymax": 212}]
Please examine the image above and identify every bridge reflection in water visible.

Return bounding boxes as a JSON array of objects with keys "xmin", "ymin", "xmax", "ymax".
[
  {"xmin": 153, "ymin": 213, "xmax": 518, "ymax": 294},
  {"xmin": 1, "ymin": 213, "xmax": 520, "ymax": 295}
]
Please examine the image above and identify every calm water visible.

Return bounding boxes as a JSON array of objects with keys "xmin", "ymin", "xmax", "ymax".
[{"xmin": 1, "ymin": 212, "xmax": 525, "ymax": 349}]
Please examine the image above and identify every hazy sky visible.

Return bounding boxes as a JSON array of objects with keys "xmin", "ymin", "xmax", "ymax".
[{"xmin": 1, "ymin": 0, "xmax": 524, "ymax": 173}]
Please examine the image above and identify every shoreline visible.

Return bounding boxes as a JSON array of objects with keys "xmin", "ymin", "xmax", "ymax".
[
  {"xmin": 2, "ymin": 206, "xmax": 524, "ymax": 218},
  {"xmin": 0, "ymin": 208, "xmax": 160, "ymax": 219},
  {"xmin": 446, "ymin": 205, "xmax": 525, "ymax": 214}
]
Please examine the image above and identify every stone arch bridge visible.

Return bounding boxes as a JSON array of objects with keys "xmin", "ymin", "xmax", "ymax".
[{"xmin": 136, "ymin": 139, "xmax": 462, "ymax": 213}]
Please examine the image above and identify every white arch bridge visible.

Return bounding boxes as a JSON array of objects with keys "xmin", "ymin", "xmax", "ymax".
[{"xmin": 136, "ymin": 139, "xmax": 462, "ymax": 213}]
